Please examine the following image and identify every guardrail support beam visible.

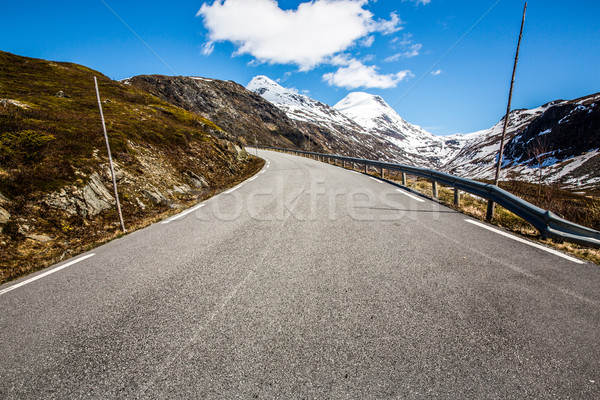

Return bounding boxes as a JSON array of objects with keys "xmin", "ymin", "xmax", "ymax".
[
  {"xmin": 364, "ymin": 163, "xmax": 368, "ymax": 173},
  {"xmin": 381, "ymin": 167, "xmax": 385, "ymax": 179},
  {"xmin": 433, "ymin": 181, "xmax": 439, "ymax": 199},
  {"xmin": 454, "ymin": 188, "xmax": 460, "ymax": 206},
  {"xmin": 402, "ymin": 173, "xmax": 406, "ymax": 186}
]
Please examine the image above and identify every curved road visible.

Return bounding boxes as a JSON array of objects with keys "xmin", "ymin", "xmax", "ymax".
[{"xmin": 1, "ymin": 149, "xmax": 599, "ymax": 398}]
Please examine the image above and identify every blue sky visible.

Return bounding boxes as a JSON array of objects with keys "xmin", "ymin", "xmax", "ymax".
[{"xmin": 1, "ymin": 1, "xmax": 599, "ymax": 135}]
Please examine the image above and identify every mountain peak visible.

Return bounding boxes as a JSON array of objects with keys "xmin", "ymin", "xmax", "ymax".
[
  {"xmin": 247, "ymin": 75, "xmax": 280, "ymax": 89},
  {"xmin": 334, "ymin": 92, "xmax": 391, "ymax": 114},
  {"xmin": 246, "ymin": 75, "xmax": 313, "ymax": 108}
]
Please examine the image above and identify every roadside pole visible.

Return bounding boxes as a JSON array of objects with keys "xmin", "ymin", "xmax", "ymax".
[
  {"xmin": 487, "ymin": 2, "xmax": 527, "ymax": 221},
  {"xmin": 94, "ymin": 77, "xmax": 126, "ymax": 233}
]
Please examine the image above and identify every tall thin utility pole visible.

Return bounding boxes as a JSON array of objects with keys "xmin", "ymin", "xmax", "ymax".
[
  {"xmin": 486, "ymin": 2, "xmax": 527, "ymax": 221},
  {"xmin": 94, "ymin": 77, "xmax": 126, "ymax": 233}
]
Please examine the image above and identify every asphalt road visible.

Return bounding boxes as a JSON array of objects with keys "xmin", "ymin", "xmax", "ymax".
[{"xmin": 1, "ymin": 149, "xmax": 599, "ymax": 399}]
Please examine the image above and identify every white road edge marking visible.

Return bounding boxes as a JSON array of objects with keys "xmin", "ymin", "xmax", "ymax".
[
  {"xmin": 396, "ymin": 188, "xmax": 425, "ymax": 203},
  {"xmin": 369, "ymin": 176, "xmax": 383, "ymax": 184},
  {"xmin": 465, "ymin": 219, "xmax": 585, "ymax": 264},
  {"xmin": 162, "ymin": 203, "xmax": 205, "ymax": 224},
  {"xmin": 224, "ymin": 185, "xmax": 241, "ymax": 194},
  {"xmin": 0, "ymin": 254, "xmax": 96, "ymax": 296},
  {"xmin": 248, "ymin": 176, "xmax": 257, "ymax": 182}
]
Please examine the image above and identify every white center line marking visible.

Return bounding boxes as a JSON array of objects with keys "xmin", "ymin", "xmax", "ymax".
[
  {"xmin": 465, "ymin": 219, "xmax": 585, "ymax": 264},
  {"xmin": 162, "ymin": 203, "xmax": 205, "ymax": 224},
  {"xmin": 396, "ymin": 188, "xmax": 425, "ymax": 203},
  {"xmin": 0, "ymin": 254, "xmax": 96, "ymax": 296}
]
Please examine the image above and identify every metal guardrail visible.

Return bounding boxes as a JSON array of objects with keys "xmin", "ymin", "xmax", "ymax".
[{"xmin": 257, "ymin": 146, "xmax": 600, "ymax": 248}]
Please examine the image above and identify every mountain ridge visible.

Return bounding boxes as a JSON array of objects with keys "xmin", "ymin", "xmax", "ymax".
[{"xmin": 247, "ymin": 75, "xmax": 600, "ymax": 190}]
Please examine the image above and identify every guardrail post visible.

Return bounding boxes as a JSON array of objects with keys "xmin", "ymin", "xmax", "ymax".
[
  {"xmin": 364, "ymin": 163, "xmax": 368, "ymax": 173},
  {"xmin": 381, "ymin": 167, "xmax": 385, "ymax": 179},
  {"xmin": 401, "ymin": 173, "xmax": 406, "ymax": 186},
  {"xmin": 343, "ymin": 160, "xmax": 346, "ymax": 168},
  {"xmin": 486, "ymin": 201, "xmax": 495, "ymax": 221},
  {"xmin": 432, "ymin": 181, "xmax": 439, "ymax": 199},
  {"xmin": 454, "ymin": 188, "xmax": 460, "ymax": 206}
]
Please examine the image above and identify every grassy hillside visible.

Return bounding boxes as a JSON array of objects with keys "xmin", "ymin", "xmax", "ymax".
[
  {"xmin": 126, "ymin": 75, "xmax": 314, "ymax": 151},
  {"xmin": 0, "ymin": 51, "xmax": 263, "ymax": 283}
]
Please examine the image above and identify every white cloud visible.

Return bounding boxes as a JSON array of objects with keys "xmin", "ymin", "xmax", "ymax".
[
  {"xmin": 374, "ymin": 12, "xmax": 402, "ymax": 35},
  {"xmin": 201, "ymin": 41, "xmax": 215, "ymax": 55},
  {"xmin": 430, "ymin": 69, "xmax": 443, "ymax": 76},
  {"xmin": 385, "ymin": 32, "xmax": 422, "ymax": 62},
  {"xmin": 384, "ymin": 43, "xmax": 422, "ymax": 61},
  {"xmin": 361, "ymin": 36, "xmax": 375, "ymax": 47},
  {"xmin": 323, "ymin": 59, "xmax": 412, "ymax": 89},
  {"xmin": 197, "ymin": 0, "xmax": 402, "ymax": 70},
  {"xmin": 403, "ymin": 0, "xmax": 431, "ymax": 5}
]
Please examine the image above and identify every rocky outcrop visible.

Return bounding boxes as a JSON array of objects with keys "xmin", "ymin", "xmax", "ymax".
[
  {"xmin": 187, "ymin": 171, "xmax": 209, "ymax": 188},
  {"xmin": 0, "ymin": 207, "xmax": 9, "ymax": 225},
  {"xmin": 142, "ymin": 189, "xmax": 168, "ymax": 205},
  {"xmin": 44, "ymin": 172, "xmax": 115, "ymax": 218}
]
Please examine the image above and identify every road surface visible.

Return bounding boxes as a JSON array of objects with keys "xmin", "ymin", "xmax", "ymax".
[{"xmin": 1, "ymin": 149, "xmax": 599, "ymax": 398}]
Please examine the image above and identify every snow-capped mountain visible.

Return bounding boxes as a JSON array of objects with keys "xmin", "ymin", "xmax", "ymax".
[
  {"xmin": 333, "ymin": 92, "xmax": 464, "ymax": 165},
  {"xmin": 248, "ymin": 75, "xmax": 599, "ymax": 189},
  {"xmin": 247, "ymin": 76, "xmax": 367, "ymax": 140},
  {"xmin": 247, "ymin": 76, "xmax": 455, "ymax": 166}
]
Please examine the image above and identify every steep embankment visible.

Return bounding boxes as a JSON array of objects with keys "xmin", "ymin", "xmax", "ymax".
[
  {"xmin": 0, "ymin": 51, "xmax": 262, "ymax": 283},
  {"xmin": 124, "ymin": 75, "xmax": 314, "ymax": 151}
]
